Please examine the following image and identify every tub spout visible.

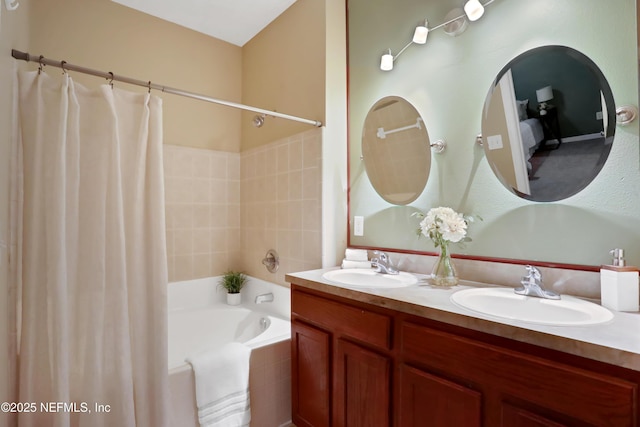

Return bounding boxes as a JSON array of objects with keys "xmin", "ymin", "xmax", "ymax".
[{"xmin": 255, "ymin": 292, "xmax": 274, "ymax": 304}]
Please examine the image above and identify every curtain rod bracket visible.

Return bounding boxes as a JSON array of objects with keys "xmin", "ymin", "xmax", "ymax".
[{"xmin": 5, "ymin": 0, "xmax": 19, "ymax": 11}]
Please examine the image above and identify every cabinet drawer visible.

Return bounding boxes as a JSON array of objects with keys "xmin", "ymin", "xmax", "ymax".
[
  {"xmin": 293, "ymin": 290, "xmax": 392, "ymax": 350},
  {"xmin": 401, "ymin": 321, "xmax": 637, "ymax": 427}
]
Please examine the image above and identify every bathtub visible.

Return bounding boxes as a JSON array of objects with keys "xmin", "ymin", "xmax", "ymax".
[{"xmin": 168, "ymin": 276, "xmax": 292, "ymax": 427}]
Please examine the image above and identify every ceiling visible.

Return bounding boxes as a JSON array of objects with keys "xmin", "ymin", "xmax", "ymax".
[{"xmin": 111, "ymin": 0, "xmax": 297, "ymax": 47}]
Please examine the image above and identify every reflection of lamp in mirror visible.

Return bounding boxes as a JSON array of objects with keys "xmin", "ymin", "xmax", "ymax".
[{"xmin": 536, "ymin": 85, "xmax": 554, "ymax": 116}]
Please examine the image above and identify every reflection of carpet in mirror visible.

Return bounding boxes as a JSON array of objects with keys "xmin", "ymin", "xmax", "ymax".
[{"xmin": 527, "ymin": 137, "xmax": 609, "ymax": 201}]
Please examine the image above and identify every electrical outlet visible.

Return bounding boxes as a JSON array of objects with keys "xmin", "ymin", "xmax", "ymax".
[
  {"xmin": 596, "ymin": 111, "xmax": 603, "ymax": 120},
  {"xmin": 354, "ymin": 216, "xmax": 364, "ymax": 236}
]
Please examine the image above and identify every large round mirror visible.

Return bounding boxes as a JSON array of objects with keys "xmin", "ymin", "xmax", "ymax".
[
  {"xmin": 481, "ymin": 45, "xmax": 616, "ymax": 202},
  {"xmin": 362, "ymin": 96, "xmax": 431, "ymax": 205}
]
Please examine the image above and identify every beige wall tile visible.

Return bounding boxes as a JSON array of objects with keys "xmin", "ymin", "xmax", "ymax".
[
  {"xmin": 164, "ymin": 145, "xmax": 243, "ymax": 281},
  {"xmin": 165, "ymin": 129, "xmax": 323, "ymax": 286},
  {"xmin": 174, "ymin": 255, "xmax": 193, "ymax": 282},
  {"xmin": 240, "ymin": 129, "xmax": 323, "ymax": 285}
]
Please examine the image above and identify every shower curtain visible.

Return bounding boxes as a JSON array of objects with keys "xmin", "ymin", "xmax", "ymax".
[{"xmin": 12, "ymin": 70, "xmax": 169, "ymax": 427}]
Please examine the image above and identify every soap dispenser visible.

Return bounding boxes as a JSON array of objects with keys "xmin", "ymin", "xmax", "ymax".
[{"xmin": 600, "ymin": 248, "xmax": 639, "ymax": 312}]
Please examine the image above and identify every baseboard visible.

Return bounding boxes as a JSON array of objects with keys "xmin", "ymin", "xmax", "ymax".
[{"xmin": 547, "ymin": 132, "xmax": 602, "ymax": 144}]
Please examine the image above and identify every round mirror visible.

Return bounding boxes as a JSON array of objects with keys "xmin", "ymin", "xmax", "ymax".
[
  {"xmin": 481, "ymin": 45, "xmax": 616, "ymax": 202},
  {"xmin": 362, "ymin": 96, "xmax": 432, "ymax": 205}
]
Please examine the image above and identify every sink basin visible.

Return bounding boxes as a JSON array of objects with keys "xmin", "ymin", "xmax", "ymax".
[
  {"xmin": 450, "ymin": 287, "xmax": 613, "ymax": 326},
  {"xmin": 322, "ymin": 268, "xmax": 418, "ymax": 289}
]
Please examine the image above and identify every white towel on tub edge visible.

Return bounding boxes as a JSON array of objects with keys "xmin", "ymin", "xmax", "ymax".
[{"xmin": 186, "ymin": 342, "xmax": 252, "ymax": 427}]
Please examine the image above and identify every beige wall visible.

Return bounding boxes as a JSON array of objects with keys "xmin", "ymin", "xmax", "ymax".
[
  {"xmin": 241, "ymin": 0, "xmax": 326, "ymax": 150},
  {"xmin": 28, "ymin": 0, "xmax": 242, "ymax": 152}
]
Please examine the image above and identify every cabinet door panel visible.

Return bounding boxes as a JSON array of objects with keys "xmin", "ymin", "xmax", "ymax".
[
  {"xmin": 501, "ymin": 402, "xmax": 568, "ymax": 427},
  {"xmin": 292, "ymin": 320, "xmax": 331, "ymax": 427},
  {"xmin": 334, "ymin": 339, "xmax": 391, "ymax": 427},
  {"xmin": 398, "ymin": 364, "xmax": 482, "ymax": 427}
]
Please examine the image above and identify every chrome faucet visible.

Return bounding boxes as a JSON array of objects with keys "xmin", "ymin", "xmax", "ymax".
[
  {"xmin": 371, "ymin": 251, "xmax": 399, "ymax": 275},
  {"xmin": 514, "ymin": 265, "xmax": 560, "ymax": 300},
  {"xmin": 255, "ymin": 292, "xmax": 274, "ymax": 304}
]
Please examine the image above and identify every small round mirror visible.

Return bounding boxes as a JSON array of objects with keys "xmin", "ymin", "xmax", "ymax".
[
  {"xmin": 362, "ymin": 96, "xmax": 431, "ymax": 205},
  {"xmin": 481, "ymin": 45, "xmax": 615, "ymax": 202}
]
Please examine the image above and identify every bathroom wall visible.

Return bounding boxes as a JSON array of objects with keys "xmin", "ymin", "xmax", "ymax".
[
  {"xmin": 241, "ymin": 0, "xmax": 326, "ymax": 150},
  {"xmin": 164, "ymin": 145, "xmax": 242, "ymax": 282},
  {"xmin": 27, "ymin": 0, "xmax": 242, "ymax": 152},
  {"xmin": 0, "ymin": 2, "xmax": 30, "ymax": 424},
  {"xmin": 240, "ymin": 128, "xmax": 323, "ymax": 286}
]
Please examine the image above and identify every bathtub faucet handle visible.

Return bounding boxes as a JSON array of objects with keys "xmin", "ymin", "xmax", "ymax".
[
  {"xmin": 262, "ymin": 249, "xmax": 279, "ymax": 273},
  {"xmin": 255, "ymin": 292, "xmax": 274, "ymax": 304}
]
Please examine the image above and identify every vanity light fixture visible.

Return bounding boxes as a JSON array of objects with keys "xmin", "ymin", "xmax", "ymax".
[
  {"xmin": 412, "ymin": 20, "xmax": 429, "ymax": 44},
  {"xmin": 379, "ymin": 0, "xmax": 496, "ymax": 71},
  {"xmin": 464, "ymin": 0, "xmax": 485, "ymax": 21},
  {"xmin": 380, "ymin": 49, "xmax": 394, "ymax": 71}
]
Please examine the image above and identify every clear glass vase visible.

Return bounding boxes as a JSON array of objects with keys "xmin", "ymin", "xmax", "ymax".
[{"xmin": 430, "ymin": 243, "xmax": 459, "ymax": 287}]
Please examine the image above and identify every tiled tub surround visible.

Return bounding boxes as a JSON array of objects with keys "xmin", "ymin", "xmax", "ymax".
[
  {"xmin": 241, "ymin": 128, "xmax": 323, "ymax": 286},
  {"xmin": 286, "ymin": 265, "xmax": 640, "ymax": 371},
  {"xmin": 164, "ymin": 145, "xmax": 241, "ymax": 282}
]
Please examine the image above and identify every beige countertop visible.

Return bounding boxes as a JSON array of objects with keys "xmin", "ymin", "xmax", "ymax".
[{"xmin": 286, "ymin": 267, "xmax": 640, "ymax": 372}]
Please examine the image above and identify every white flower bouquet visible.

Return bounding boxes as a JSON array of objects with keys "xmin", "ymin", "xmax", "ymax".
[
  {"xmin": 413, "ymin": 206, "xmax": 473, "ymax": 249},
  {"xmin": 412, "ymin": 207, "xmax": 478, "ymax": 287}
]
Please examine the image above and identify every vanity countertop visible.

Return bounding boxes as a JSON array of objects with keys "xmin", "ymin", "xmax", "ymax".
[{"xmin": 286, "ymin": 267, "xmax": 640, "ymax": 372}]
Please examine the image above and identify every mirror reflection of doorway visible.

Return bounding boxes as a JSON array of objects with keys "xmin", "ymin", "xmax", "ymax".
[{"xmin": 482, "ymin": 46, "xmax": 615, "ymax": 202}]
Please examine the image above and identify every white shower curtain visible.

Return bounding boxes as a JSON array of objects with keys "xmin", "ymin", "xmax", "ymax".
[{"xmin": 13, "ymin": 70, "xmax": 169, "ymax": 427}]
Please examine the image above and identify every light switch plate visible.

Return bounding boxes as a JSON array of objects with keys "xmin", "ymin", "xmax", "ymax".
[
  {"xmin": 354, "ymin": 216, "xmax": 364, "ymax": 236},
  {"xmin": 487, "ymin": 134, "xmax": 503, "ymax": 150}
]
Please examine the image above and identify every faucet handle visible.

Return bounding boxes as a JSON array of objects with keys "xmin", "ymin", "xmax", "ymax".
[
  {"xmin": 373, "ymin": 250, "xmax": 389, "ymax": 261},
  {"xmin": 524, "ymin": 265, "xmax": 541, "ymax": 281}
]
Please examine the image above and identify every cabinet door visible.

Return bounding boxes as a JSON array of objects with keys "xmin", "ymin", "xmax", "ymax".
[
  {"xmin": 398, "ymin": 364, "xmax": 482, "ymax": 427},
  {"xmin": 292, "ymin": 320, "xmax": 331, "ymax": 427},
  {"xmin": 334, "ymin": 338, "xmax": 391, "ymax": 427}
]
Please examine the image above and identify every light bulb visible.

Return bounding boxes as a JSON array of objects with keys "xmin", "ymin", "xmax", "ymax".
[
  {"xmin": 412, "ymin": 20, "xmax": 429, "ymax": 44},
  {"xmin": 464, "ymin": 0, "xmax": 485, "ymax": 21},
  {"xmin": 380, "ymin": 51, "xmax": 393, "ymax": 71}
]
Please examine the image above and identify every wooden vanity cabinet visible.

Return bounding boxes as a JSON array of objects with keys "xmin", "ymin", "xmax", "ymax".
[
  {"xmin": 291, "ymin": 286, "xmax": 393, "ymax": 427},
  {"xmin": 290, "ymin": 285, "xmax": 640, "ymax": 427}
]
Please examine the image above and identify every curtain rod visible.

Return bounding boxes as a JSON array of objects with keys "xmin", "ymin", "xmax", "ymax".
[{"xmin": 11, "ymin": 49, "xmax": 323, "ymax": 128}]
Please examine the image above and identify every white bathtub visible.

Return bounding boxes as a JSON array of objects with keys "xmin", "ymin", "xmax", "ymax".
[{"xmin": 168, "ymin": 276, "xmax": 292, "ymax": 427}]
